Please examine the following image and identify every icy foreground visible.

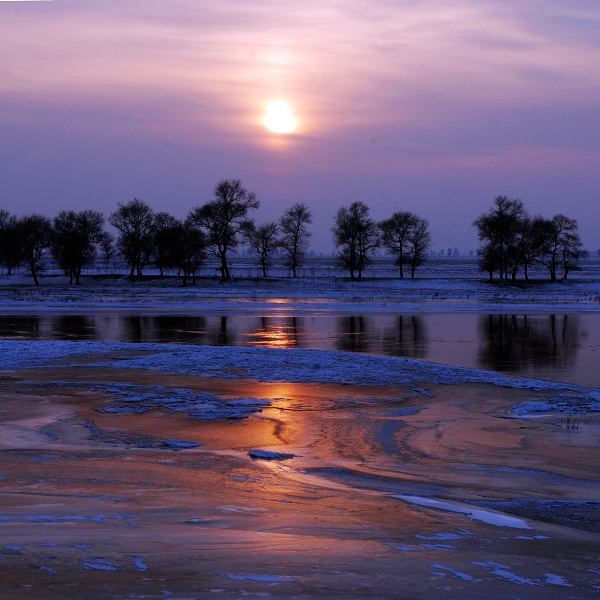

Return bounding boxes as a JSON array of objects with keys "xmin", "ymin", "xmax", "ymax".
[{"xmin": 0, "ymin": 276, "xmax": 599, "ymax": 599}]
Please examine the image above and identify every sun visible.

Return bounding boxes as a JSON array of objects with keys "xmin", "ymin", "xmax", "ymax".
[{"xmin": 263, "ymin": 101, "xmax": 297, "ymax": 134}]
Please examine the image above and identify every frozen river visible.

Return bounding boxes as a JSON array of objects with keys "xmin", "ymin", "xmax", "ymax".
[{"xmin": 0, "ymin": 278, "xmax": 599, "ymax": 599}]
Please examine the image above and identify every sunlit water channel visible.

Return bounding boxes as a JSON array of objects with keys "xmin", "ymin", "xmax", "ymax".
[{"xmin": 1, "ymin": 310, "xmax": 598, "ymax": 387}]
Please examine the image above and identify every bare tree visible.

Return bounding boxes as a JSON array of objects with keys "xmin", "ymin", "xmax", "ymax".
[
  {"xmin": 190, "ymin": 179, "xmax": 259, "ymax": 282},
  {"xmin": 16, "ymin": 214, "xmax": 52, "ymax": 285},
  {"xmin": 243, "ymin": 221, "xmax": 280, "ymax": 277},
  {"xmin": 332, "ymin": 201, "xmax": 379, "ymax": 280},
  {"xmin": 162, "ymin": 216, "xmax": 207, "ymax": 287},
  {"xmin": 51, "ymin": 210, "xmax": 105, "ymax": 284},
  {"xmin": 152, "ymin": 211, "xmax": 179, "ymax": 277},
  {"xmin": 379, "ymin": 211, "xmax": 418, "ymax": 278},
  {"xmin": 279, "ymin": 203, "xmax": 312, "ymax": 278},
  {"xmin": 473, "ymin": 196, "xmax": 526, "ymax": 282},
  {"xmin": 473, "ymin": 197, "xmax": 587, "ymax": 283},
  {"xmin": 405, "ymin": 216, "xmax": 431, "ymax": 278},
  {"xmin": 0, "ymin": 210, "xmax": 19, "ymax": 275},
  {"xmin": 97, "ymin": 231, "xmax": 115, "ymax": 274},
  {"xmin": 518, "ymin": 215, "xmax": 552, "ymax": 281},
  {"xmin": 109, "ymin": 198, "xmax": 155, "ymax": 278},
  {"xmin": 179, "ymin": 217, "xmax": 207, "ymax": 286},
  {"xmin": 540, "ymin": 214, "xmax": 587, "ymax": 281}
]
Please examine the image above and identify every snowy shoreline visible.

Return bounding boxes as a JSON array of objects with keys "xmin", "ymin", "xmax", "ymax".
[
  {"xmin": 2, "ymin": 340, "xmax": 599, "ymax": 419},
  {"xmin": 0, "ymin": 274, "xmax": 599, "ymax": 315}
]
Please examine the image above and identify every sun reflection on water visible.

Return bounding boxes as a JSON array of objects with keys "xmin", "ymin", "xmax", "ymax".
[{"xmin": 244, "ymin": 315, "xmax": 300, "ymax": 349}]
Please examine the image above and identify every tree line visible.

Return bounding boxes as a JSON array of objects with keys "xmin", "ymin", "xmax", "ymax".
[
  {"xmin": 0, "ymin": 178, "xmax": 431, "ymax": 285},
  {"xmin": 0, "ymin": 181, "xmax": 587, "ymax": 286},
  {"xmin": 473, "ymin": 195, "xmax": 587, "ymax": 283}
]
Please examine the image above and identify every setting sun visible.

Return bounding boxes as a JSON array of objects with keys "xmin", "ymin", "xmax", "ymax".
[{"xmin": 263, "ymin": 100, "xmax": 297, "ymax": 134}]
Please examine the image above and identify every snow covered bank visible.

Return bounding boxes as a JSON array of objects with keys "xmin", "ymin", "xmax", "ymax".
[{"xmin": 0, "ymin": 258, "xmax": 599, "ymax": 314}]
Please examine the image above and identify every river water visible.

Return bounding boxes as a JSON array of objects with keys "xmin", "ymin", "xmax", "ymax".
[{"xmin": 0, "ymin": 310, "xmax": 598, "ymax": 387}]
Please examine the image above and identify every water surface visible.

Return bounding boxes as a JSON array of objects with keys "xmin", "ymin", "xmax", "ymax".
[{"xmin": 0, "ymin": 311, "xmax": 597, "ymax": 387}]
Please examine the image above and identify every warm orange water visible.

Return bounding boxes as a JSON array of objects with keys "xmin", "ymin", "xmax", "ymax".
[{"xmin": 0, "ymin": 364, "xmax": 598, "ymax": 599}]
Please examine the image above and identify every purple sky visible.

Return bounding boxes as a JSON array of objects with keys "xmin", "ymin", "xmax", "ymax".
[{"xmin": 1, "ymin": 0, "xmax": 599, "ymax": 254}]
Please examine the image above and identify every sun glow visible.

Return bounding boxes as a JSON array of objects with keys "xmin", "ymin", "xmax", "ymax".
[{"xmin": 263, "ymin": 101, "xmax": 297, "ymax": 134}]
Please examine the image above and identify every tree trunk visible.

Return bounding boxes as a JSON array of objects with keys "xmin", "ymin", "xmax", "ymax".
[
  {"xmin": 31, "ymin": 265, "xmax": 40, "ymax": 286},
  {"xmin": 261, "ymin": 253, "xmax": 267, "ymax": 277},
  {"xmin": 219, "ymin": 252, "xmax": 230, "ymax": 282}
]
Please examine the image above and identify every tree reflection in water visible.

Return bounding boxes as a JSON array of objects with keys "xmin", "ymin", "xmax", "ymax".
[
  {"xmin": 337, "ymin": 316, "xmax": 368, "ymax": 353},
  {"xmin": 382, "ymin": 315, "xmax": 427, "ymax": 359},
  {"xmin": 477, "ymin": 314, "xmax": 583, "ymax": 373},
  {"xmin": 0, "ymin": 312, "xmax": 594, "ymax": 384},
  {"xmin": 51, "ymin": 315, "xmax": 96, "ymax": 340},
  {"xmin": 0, "ymin": 316, "xmax": 42, "ymax": 339}
]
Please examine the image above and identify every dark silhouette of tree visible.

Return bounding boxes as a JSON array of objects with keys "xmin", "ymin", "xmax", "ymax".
[
  {"xmin": 152, "ymin": 212, "xmax": 179, "ymax": 277},
  {"xmin": 162, "ymin": 217, "xmax": 207, "ymax": 287},
  {"xmin": 379, "ymin": 211, "xmax": 430, "ymax": 278},
  {"xmin": 97, "ymin": 231, "xmax": 115, "ymax": 274},
  {"xmin": 473, "ymin": 196, "xmax": 526, "ymax": 282},
  {"xmin": 51, "ymin": 210, "xmax": 104, "ymax": 284},
  {"xmin": 516, "ymin": 215, "xmax": 553, "ymax": 281},
  {"xmin": 190, "ymin": 179, "xmax": 259, "ymax": 282},
  {"xmin": 405, "ymin": 216, "xmax": 431, "ymax": 278},
  {"xmin": 332, "ymin": 201, "xmax": 379, "ymax": 280},
  {"xmin": 0, "ymin": 210, "xmax": 19, "ymax": 275},
  {"xmin": 559, "ymin": 230, "xmax": 588, "ymax": 280},
  {"xmin": 109, "ymin": 199, "xmax": 155, "ymax": 278},
  {"xmin": 474, "ymin": 197, "xmax": 588, "ymax": 283},
  {"xmin": 243, "ymin": 221, "xmax": 280, "ymax": 277},
  {"xmin": 540, "ymin": 214, "xmax": 587, "ymax": 281},
  {"xmin": 379, "ymin": 211, "xmax": 413, "ymax": 278},
  {"xmin": 279, "ymin": 203, "xmax": 312, "ymax": 278},
  {"xmin": 16, "ymin": 214, "xmax": 52, "ymax": 285}
]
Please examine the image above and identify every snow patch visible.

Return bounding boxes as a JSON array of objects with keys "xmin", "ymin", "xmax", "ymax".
[
  {"xmin": 83, "ymin": 558, "xmax": 122, "ymax": 571},
  {"xmin": 543, "ymin": 573, "xmax": 572, "ymax": 587},
  {"xmin": 431, "ymin": 564, "xmax": 474, "ymax": 581},
  {"xmin": 133, "ymin": 556, "xmax": 148, "ymax": 572},
  {"xmin": 216, "ymin": 572, "xmax": 296, "ymax": 582},
  {"xmin": 472, "ymin": 560, "xmax": 539, "ymax": 586},
  {"xmin": 395, "ymin": 495, "xmax": 531, "ymax": 529}
]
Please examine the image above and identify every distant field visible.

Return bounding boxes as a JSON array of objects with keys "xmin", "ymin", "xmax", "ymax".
[
  {"xmin": 70, "ymin": 255, "xmax": 600, "ymax": 282},
  {"xmin": 2, "ymin": 256, "xmax": 599, "ymax": 285}
]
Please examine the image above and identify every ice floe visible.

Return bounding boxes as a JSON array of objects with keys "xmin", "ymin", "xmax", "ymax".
[
  {"xmin": 471, "ymin": 560, "xmax": 540, "ymax": 585},
  {"xmin": 216, "ymin": 573, "xmax": 297, "ymax": 582},
  {"xmin": 431, "ymin": 564, "xmax": 474, "ymax": 581},
  {"xmin": 395, "ymin": 495, "xmax": 531, "ymax": 529},
  {"xmin": 82, "ymin": 558, "xmax": 122, "ymax": 571},
  {"xmin": 248, "ymin": 449, "xmax": 296, "ymax": 460},
  {"xmin": 543, "ymin": 573, "xmax": 573, "ymax": 587}
]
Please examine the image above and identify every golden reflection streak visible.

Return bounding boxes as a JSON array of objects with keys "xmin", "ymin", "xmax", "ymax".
[{"xmin": 245, "ymin": 315, "xmax": 299, "ymax": 349}]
